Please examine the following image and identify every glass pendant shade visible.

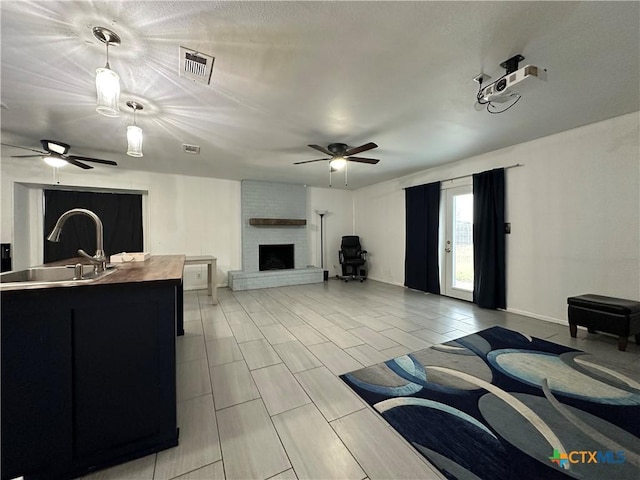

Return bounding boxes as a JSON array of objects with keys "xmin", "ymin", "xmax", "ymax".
[
  {"xmin": 127, "ymin": 125, "xmax": 143, "ymax": 157},
  {"xmin": 44, "ymin": 156, "xmax": 67, "ymax": 168},
  {"xmin": 96, "ymin": 67, "xmax": 120, "ymax": 117},
  {"xmin": 329, "ymin": 157, "xmax": 347, "ymax": 170}
]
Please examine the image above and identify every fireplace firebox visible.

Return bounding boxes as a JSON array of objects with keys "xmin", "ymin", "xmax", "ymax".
[{"xmin": 259, "ymin": 244, "xmax": 294, "ymax": 271}]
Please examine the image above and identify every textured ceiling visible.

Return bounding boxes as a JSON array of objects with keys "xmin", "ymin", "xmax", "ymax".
[{"xmin": 1, "ymin": 1, "xmax": 638, "ymax": 189}]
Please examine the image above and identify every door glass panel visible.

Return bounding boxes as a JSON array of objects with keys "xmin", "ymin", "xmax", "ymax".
[
  {"xmin": 453, "ymin": 193, "xmax": 473, "ymax": 291},
  {"xmin": 443, "ymin": 184, "xmax": 473, "ymax": 301}
]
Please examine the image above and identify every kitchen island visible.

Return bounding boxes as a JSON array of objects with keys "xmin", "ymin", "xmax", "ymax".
[{"xmin": 1, "ymin": 255, "xmax": 185, "ymax": 480}]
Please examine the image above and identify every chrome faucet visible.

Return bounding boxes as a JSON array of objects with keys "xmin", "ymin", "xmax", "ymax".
[{"xmin": 47, "ymin": 208, "xmax": 107, "ymax": 273}]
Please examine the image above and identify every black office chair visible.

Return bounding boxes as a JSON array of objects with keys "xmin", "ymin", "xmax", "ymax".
[{"xmin": 338, "ymin": 235, "xmax": 367, "ymax": 282}]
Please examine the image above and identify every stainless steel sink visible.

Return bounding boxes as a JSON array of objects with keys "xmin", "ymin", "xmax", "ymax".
[{"xmin": 0, "ymin": 264, "xmax": 117, "ymax": 288}]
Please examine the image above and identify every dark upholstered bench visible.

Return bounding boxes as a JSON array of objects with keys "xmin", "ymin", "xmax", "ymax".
[{"xmin": 567, "ymin": 294, "xmax": 640, "ymax": 351}]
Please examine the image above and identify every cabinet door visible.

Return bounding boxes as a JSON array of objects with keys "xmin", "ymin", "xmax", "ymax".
[
  {"xmin": 72, "ymin": 298, "xmax": 168, "ymax": 460},
  {"xmin": 1, "ymin": 307, "xmax": 72, "ymax": 479}
]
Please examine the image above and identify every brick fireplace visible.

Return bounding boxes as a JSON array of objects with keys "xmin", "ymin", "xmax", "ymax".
[{"xmin": 228, "ymin": 180, "xmax": 322, "ymax": 291}]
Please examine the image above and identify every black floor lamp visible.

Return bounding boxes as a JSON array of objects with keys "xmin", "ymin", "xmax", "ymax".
[{"xmin": 316, "ymin": 210, "xmax": 328, "ymax": 281}]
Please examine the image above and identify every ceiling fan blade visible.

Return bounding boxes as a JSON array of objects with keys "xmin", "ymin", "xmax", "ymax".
[
  {"xmin": 345, "ymin": 142, "xmax": 378, "ymax": 156},
  {"xmin": 66, "ymin": 158, "xmax": 93, "ymax": 170},
  {"xmin": 347, "ymin": 156, "xmax": 380, "ymax": 165},
  {"xmin": 293, "ymin": 158, "xmax": 330, "ymax": 165},
  {"xmin": 67, "ymin": 155, "xmax": 118, "ymax": 166},
  {"xmin": 2, "ymin": 143, "xmax": 48, "ymax": 155},
  {"xmin": 11, "ymin": 154, "xmax": 49, "ymax": 158},
  {"xmin": 308, "ymin": 144, "xmax": 333, "ymax": 156}
]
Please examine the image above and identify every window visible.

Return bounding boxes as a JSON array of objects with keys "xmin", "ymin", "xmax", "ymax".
[{"xmin": 43, "ymin": 189, "xmax": 143, "ymax": 263}]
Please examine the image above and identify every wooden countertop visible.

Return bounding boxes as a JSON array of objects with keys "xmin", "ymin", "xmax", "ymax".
[
  {"xmin": 1, "ymin": 255, "xmax": 185, "ymax": 292},
  {"xmin": 98, "ymin": 255, "xmax": 185, "ymax": 284}
]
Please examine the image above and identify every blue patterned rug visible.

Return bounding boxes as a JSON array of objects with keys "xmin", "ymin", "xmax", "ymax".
[{"xmin": 340, "ymin": 326, "xmax": 640, "ymax": 480}]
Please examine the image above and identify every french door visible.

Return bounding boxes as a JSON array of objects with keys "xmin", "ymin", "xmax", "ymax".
[{"xmin": 442, "ymin": 185, "xmax": 474, "ymax": 301}]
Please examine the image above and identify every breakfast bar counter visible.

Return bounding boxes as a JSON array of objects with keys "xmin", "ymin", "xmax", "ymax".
[
  {"xmin": 1, "ymin": 255, "xmax": 184, "ymax": 480},
  {"xmin": 96, "ymin": 254, "xmax": 186, "ymax": 284}
]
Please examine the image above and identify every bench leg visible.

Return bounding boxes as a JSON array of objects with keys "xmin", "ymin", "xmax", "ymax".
[
  {"xmin": 569, "ymin": 324, "xmax": 577, "ymax": 338},
  {"xmin": 618, "ymin": 336, "xmax": 628, "ymax": 352}
]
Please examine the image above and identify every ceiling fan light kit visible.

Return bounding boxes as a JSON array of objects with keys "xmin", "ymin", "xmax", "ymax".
[
  {"xmin": 329, "ymin": 157, "xmax": 347, "ymax": 170},
  {"xmin": 93, "ymin": 26, "xmax": 121, "ymax": 118},
  {"xmin": 44, "ymin": 156, "xmax": 68, "ymax": 168},
  {"xmin": 126, "ymin": 101, "xmax": 144, "ymax": 157}
]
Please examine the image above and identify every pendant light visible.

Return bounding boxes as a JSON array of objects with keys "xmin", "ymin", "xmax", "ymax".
[
  {"xmin": 93, "ymin": 26, "xmax": 121, "ymax": 117},
  {"xmin": 126, "ymin": 101, "xmax": 144, "ymax": 157}
]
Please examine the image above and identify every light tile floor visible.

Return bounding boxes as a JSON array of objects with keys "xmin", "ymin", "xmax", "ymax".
[{"xmin": 83, "ymin": 280, "xmax": 640, "ymax": 480}]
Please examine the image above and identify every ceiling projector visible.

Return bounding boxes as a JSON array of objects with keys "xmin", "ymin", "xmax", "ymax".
[{"xmin": 479, "ymin": 64, "xmax": 547, "ymax": 103}]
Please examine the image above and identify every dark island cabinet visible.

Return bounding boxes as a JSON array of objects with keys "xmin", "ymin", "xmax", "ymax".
[
  {"xmin": 1, "ymin": 282, "xmax": 179, "ymax": 480},
  {"xmin": 1, "ymin": 305, "xmax": 72, "ymax": 479}
]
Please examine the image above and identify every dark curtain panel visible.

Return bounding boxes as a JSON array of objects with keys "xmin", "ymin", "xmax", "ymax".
[
  {"xmin": 472, "ymin": 168, "xmax": 506, "ymax": 309},
  {"xmin": 404, "ymin": 182, "xmax": 440, "ymax": 294},
  {"xmin": 44, "ymin": 190, "xmax": 143, "ymax": 263}
]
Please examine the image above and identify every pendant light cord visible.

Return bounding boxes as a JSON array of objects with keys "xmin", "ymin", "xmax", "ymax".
[{"xmin": 105, "ymin": 41, "xmax": 111, "ymax": 69}]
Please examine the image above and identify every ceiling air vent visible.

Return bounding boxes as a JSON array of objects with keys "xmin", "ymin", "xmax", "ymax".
[
  {"xmin": 182, "ymin": 144, "xmax": 201, "ymax": 155},
  {"xmin": 179, "ymin": 46, "xmax": 214, "ymax": 85}
]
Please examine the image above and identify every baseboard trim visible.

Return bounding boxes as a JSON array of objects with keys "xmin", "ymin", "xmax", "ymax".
[
  {"xmin": 366, "ymin": 276, "xmax": 405, "ymax": 287},
  {"xmin": 362, "ymin": 282, "xmax": 569, "ymax": 327},
  {"xmin": 506, "ymin": 307, "xmax": 565, "ymax": 326}
]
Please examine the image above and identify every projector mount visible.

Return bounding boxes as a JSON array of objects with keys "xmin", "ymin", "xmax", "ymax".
[
  {"xmin": 500, "ymin": 54, "xmax": 525, "ymax": 74},
  {"xmin": 473, "ymin": 54, "xmax": 546, "ymax": 114}
]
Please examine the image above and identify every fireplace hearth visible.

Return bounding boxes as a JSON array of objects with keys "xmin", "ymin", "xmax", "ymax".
[{"xmin": 259, "ymin": 244, "xmax": 294, "ymax": 271}]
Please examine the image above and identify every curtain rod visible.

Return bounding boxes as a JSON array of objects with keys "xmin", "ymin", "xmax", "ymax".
[{"xmin": 403, "ymin": 163, "xmax": 523, "ymax": 189}]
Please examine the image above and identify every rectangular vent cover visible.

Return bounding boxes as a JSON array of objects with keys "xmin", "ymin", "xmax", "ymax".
[
  {"xmin": 179, "ymin": 46, "xmax": 214, "ymax": 85},
  {"xmin": 182, "ymin": 144, "xmax": 201, "ymax": 155}
]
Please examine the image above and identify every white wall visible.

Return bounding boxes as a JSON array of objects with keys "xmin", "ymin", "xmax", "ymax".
[
  {"xmin": 0, "ymin": 159, "xmax": 242, "ymax": 288},
  {"xmin": 354, "ymin": 112, "xmax": 640, "ymax": 323},
  {"xmin": 306, "ymin": 187, "xmax": 355, "ymax": 277}
]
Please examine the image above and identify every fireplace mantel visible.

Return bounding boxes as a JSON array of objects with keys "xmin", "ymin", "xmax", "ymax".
[{"xmin": 249, "ymin": 218, "xmax": 306, "ymax": 226}]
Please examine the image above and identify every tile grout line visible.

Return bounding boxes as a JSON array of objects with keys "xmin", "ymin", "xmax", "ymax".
[{"xmin": 199, "ymin": 305, "xmax": 225, "ymax": 480}]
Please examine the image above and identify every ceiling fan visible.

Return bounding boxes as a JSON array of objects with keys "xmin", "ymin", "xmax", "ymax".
[
  {"xmin": 294, "ymin": 142, "xmax": 379, "ymax": 186},
  {"xmin": 3, "ymin": 139, "xmax": 118, "ymax": 170}
]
